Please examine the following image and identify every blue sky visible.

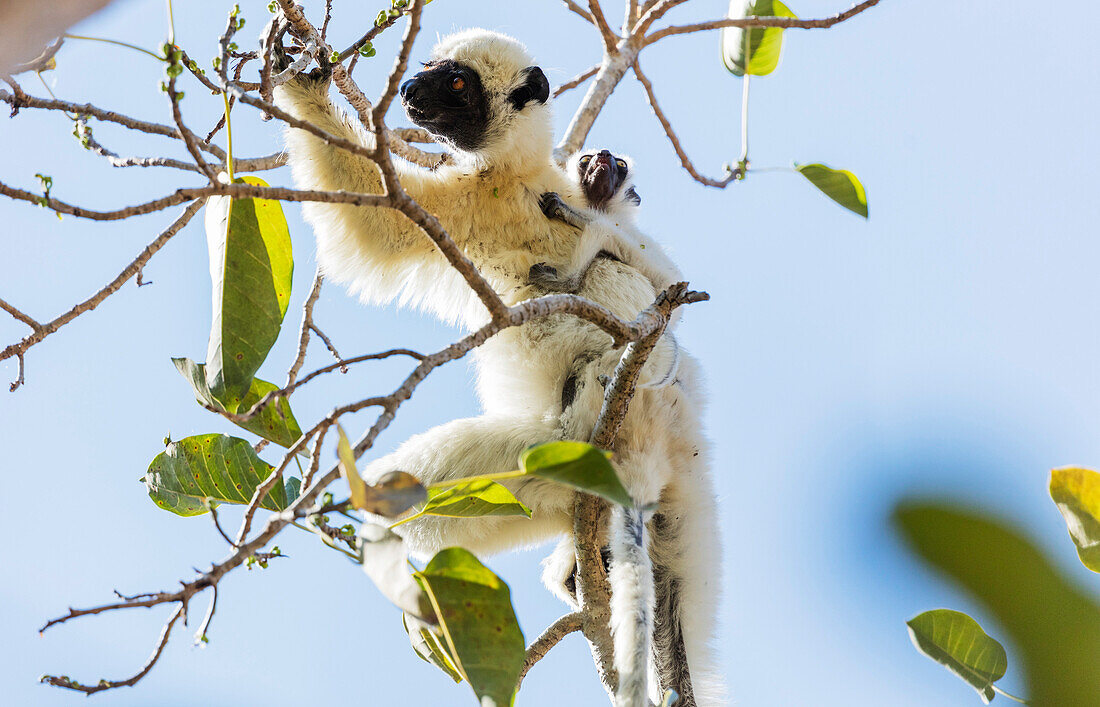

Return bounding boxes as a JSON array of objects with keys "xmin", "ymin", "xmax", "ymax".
[{"xmin": 2, "ymin": 1, "xmax": 1100, "ymax": 704}]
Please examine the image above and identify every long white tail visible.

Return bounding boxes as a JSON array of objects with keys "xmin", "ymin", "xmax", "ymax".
[{"xmin": 610, "ymin": 506, "xmax": 655, "ymax": 707}]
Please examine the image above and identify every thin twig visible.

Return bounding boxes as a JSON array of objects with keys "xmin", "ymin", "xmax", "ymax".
[
  {"xmin": 633, "ymin": 61, "xmax": 739, "ymax": 188},
  {"xmin": 0, "ymin": 297, "xmax": 41, "ymax": 330},
  {"xmin": 588, "ymin": 0, "xmax": 619, "ymax": 53},
  {"xmin": 194, "ymin": 586, "xmax": 217, "ymax": 645},
  {"xmin": 40, "ymin": 604, "xmax": 185, "ymax": 694},
  {"xmin": 562, "ymin": 0, "xmax": 595, "ymax": 25},
  {"xmin": 644, "ymin": 0, "xmax": 884, "ymax": 45},
  {"xmin": 0, "ymin": 90, "xmax": 226, "ymax": 160},
  {"xmin": 517, "ymin": 612, "xmax": 583, "ymax": 686},
  {"xmin": 167, "ymin": 76, "xmax": 217, "ymax": 182},
  {"xmin": 1, "ymin": 201, "xmax": 202, "ymax": 366},
  {"xmin": 554, "ymin": 65, "xmax": 599, "ymax": 98},
  {"xmin": 286, "ymin": 269, "xmax": 324, "ymax": 387},
  {"xmin": 309, "ymin": 322, "xmax": 346, "ymax": 370}
]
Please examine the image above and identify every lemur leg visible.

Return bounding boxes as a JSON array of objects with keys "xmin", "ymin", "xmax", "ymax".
[
  {"xmin": 361, "ymin": 414, "xmax": 574, "ymax": 558},
  {"xmin": 539, "ymin": 191, "xmax": 591, "ymax": 230}
]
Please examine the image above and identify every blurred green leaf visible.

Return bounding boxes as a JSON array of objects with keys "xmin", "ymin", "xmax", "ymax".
[
  {"xmin": 404, "ymin": 613, "xmax": 464, "ymax": 684},
  {"xmin": 203, "ymin": 175, "xmax": 292, "ymax": 408},
  {"xmin": 359, "ymin": 523, "xmax": 435, "ymax": 621},
  {"xmin": 285, "ymin": 476, "xmax": 301, "ymax": 505},
  {"xmin": 906, "ymin": 609, "xmax": 1007, "ymax": 703},
  {"xmin": 521, "ymin": 441, "xmax": 631, "ymax": 507},
  {"xmin": 1049, "ymin": 467, "xmax": 1100, "ymax": 572},
  {"xmin": 415, "ymin": 548, "xmax": 525, "ymax": 706},
  {"xmin": 796, "ymin": 163, "xmax": 869, "ymax": 218},
  {"xmin": 895, "ymin": 501, "xmax": 1100, "ymax": 705},
  {"xmin": 721, "ymin": 0, "xmax": 797, "ymax": 77},
  {"xmin": 422, "ymin": 479, "xmax": 531, "ymax": 519},
  {"xmin": 144, "ymin": 434, "xmax": 288, "ymax": 516},
  {"xmin": 173, "ymin": 357, "xmax": 302, "ymax": 448}
]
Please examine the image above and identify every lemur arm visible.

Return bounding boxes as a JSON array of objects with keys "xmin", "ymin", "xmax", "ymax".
[
  {"xmin": 539, "ymin": 191, "xmax": 591, "ymax": 230},
  {"xmin": 360, "ymin": 414, "xmax": 575, "ymax": 558}
]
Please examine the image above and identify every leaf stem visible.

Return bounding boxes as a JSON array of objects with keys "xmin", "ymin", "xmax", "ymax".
[
  {"xmin": 739, "ymin": 74, "xmax": 750, "ymax": 167},
  {"xmin": 388, "ymin": 509, "xmax": 426, "ymax": 530},
  {"xmin": 222, "ymin": 91, "xmax": 234, "ymax": 181},
  {"xmin": 426, "ymin": 469, "xmax": 527, "ymax": 489},
  {"xmin": 166, "ymin": 0, "xmax": 176, "ymax": 46},
  {"xmin": 62, "ymin": 34, "xmax": 164, "ymax": 62},
  {"xmin": 992, "ymin": 686, "xmax": 1030, "ymax": 704}
]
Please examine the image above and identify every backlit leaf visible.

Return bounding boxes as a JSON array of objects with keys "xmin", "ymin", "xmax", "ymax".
[
  {"xmin": 422, "ymin": 479, "xmax": 531, "ymax": 519},
  {"xmin": 721, "ymin": 0, "xmax": 797, "ymax": 77},
  {"xmin": 1049, "ymin": 467, "xmax": 1100, "ymax": 572},
  {"xmin": 521, "ymin": 440, "xmax": 632, "ymax": 507},
  {"xmin": 795, "ymin": 163, "xmax": 869, "ymax": 218},
  {"xmin": 203, "ymin": 175, "xmax": 292, "ymax": 409},
  {"xmin": 906, "ymin": 609, "xmax": 1007, "ymax": 704},
  {"xmin": 415, "ymin": 548, "xmax": 525, "ymax": 706},
  {"xmin": 404, "ymin": 613, "xmax": 463, "ymax": 683},
  {"xmin": 144, "ymin": 433, "xmax": 288, "ymax": 516},
  {"xmin": 173, "ymin": 357, "xmax": 302, "ymax": 448}
]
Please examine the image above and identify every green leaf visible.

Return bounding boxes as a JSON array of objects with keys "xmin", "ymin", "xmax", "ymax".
[
  {"xmin": 359, "ymin": 523, "xmax": 435, "ymax": 621},
  {"xmin": 895, "ymin": 501, "xmax": 1100, "ymax": 706},
  {"xmin": 404, "ymin": 613, "xmax": 464, "ymax": 683},
  {"xmin": 172, "ymin": 357, "xmax": 303, "ymax": 448},
  {"xmin": 415, "ymin": 548, "xmax": 525, "ymax": 707},
  {"xmin": 721, "ymin": 0, "xmax": 797, "ymax": 77},
  {"xmin": 795, "ymin": 163, "xmax": 869, "ymax": 218},
  {"xmin": 203, "ymin": 175, "xmax": 293, "ymax": 409},
  {"xmin": 906, "ymin": 609, "xmax": 1008, "ymax": 704},
  {"xmin": 521, "ymin": 441, "xmax": 632, "ymax": 507},
  {"xmin": 144, "ymin": 433, "xmax": 288, "ymax": 516},
  {"xmin": 1049, "ymin": 467, "xmax": 1100, "ymax": 572},
  {"xmin": 422, "ymin": 479, "xmax": 531, "ymax": 519}
]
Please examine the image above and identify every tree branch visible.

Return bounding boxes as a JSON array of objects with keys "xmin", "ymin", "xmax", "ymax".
[
  {"xmin": 633, "ymin": 61, "xmax": 738, "ymax": 188},
  {"xmin": 554, "ymin": 64, "xmax": 600, "ymax": 98},
  {"xmin": 40, "ymin": 604, "xmax": 185, "ymax": 695},
  {"xmin": 1, "ymin": 201, "xmax": 202, "ymax": 367},
  {"xmin": 644, "ymin": 0, "xmax": 884, "ymax": 45},
  {"xmin": 517, "ymin": 612, "xmax": 583, "ymax": 686},
  {"xmin": 588, "ymin": 1, "xmax": 619, "ymax": 53}
]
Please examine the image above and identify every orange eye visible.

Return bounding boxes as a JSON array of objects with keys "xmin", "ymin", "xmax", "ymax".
[
  {"xmin": 451, "ymin": 76, "xmax": 465, "ymax": 91},
  {"xmin": 579, "ymin": 156, "xmax": 591, "ymax": 167},
  {"xmin": 615, "ymin": 159, "xmax": 627, "ymax": 170}
]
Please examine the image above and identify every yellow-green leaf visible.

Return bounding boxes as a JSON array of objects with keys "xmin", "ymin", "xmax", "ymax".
[
  {"xmin": 144, "ymin": 434, "xmax": 289, "ymax": 516},
  {"xmin": 1050, "ymin": 467, "xmax": 1100, "ymax": 572},
  {"xmin": 415, "ymin": 548, "xmax": 525, "ymax": 707},
  {"xmin": 796, "ymin": 163, "xmax": 869, "ymax": 218},
  {"xmin": 203, "ymin": 175, "xmax": 292, "ymax": 409},
  {"xmin": 422, "ymin": 479, "xmax": 531, "ymax": 519},
  {"xmin": 404, "ymin": 613, "xmax": 463, "ymax": 683},
  {"xmin": 521, "ymin": 441, "xmax": 632, "ymax": 507},
  {"xmin": 337, "ymin": 425, "xmax": 370, "ymax": 510},
  {"xmin": 721, "ymin": 0, "xmax": 797, "ymax": 77},
  {"xmin": 172, "ymin": 357, "xmax": 302, "ymax": 449},
  {"xmin": 906, "ymin": 609, "xmax": 1008, "ymax": 704},
  {"xmin": 337, "ymin": 427, "xmax": 427, "ymax": 517}
]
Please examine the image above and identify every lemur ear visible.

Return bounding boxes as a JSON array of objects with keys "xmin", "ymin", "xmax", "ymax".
[
  {"xmin": 625, "ymin": 187, "xmax": 641, "ymax": 206},
  {"xmin": 508, "ymin": 66, "xmax": 550, "ymax": 110}
]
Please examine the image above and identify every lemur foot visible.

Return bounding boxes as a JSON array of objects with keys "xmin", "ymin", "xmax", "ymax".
[{"xmin": 539, "ymin": 191, "xmax": 569, "ymax": 221}]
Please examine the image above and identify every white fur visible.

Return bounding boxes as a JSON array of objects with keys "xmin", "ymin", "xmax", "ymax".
[{"xmin": 275, "ymin": 30, "xmax": 724, "ymax": 705}]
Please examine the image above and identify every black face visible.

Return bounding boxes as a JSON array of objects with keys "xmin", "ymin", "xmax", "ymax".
[
  {"xmin": 576, "ymin": 150, "xmax": 640, "ymax": 209},
  {"xmin": 400, "ymin": 60, "xmax": 490, "ymax": 151},
  {"xmin": 399, "ymin": 62, "xmax": 549, "ymax": 153}
]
